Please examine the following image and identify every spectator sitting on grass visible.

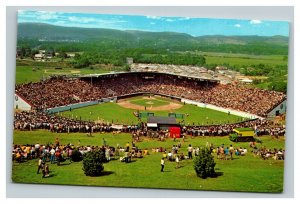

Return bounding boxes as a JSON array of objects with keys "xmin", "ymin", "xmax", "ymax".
[
  {"xmin": 143, "ymin": 148, "xmax": 149, "ymax": 156},
  {"xmin": 136, "ymin": 150, "xmax": 143, "ymax": 158},
  {"xmin": 240, "ymin": 147, "xmax": 247, "ymax": 156}
]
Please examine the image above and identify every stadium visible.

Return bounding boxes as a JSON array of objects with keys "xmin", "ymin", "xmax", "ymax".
[
  {"xmin": 14, "ymin": 69, "xmax": 286, "ymax": 128},
  {"xmin": 12, "ymin": 68, "xmax": 287, "ymax": 192}
]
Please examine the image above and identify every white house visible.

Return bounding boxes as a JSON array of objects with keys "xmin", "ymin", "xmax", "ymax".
[
  {"xmin": 14, "ymin": 93, "xmax": 32, "ymax": 111},
  {"xmin": 34, "ymin": 53, "xmax": 44, "ymax": 61}
]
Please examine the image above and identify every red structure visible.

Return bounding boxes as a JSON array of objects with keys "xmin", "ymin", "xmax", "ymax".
[{"xmin": 169, "ymin": 127, "xmax": 181, "ymax": 138}]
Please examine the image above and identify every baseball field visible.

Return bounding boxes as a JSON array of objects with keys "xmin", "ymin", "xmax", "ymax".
[
  {"xmin": 59, "ymin": 95, "xmax": 245, "ymax": 125},
  {"xmin": 12, "ymin": 81, "xmax": 285, "ymax": 193}
]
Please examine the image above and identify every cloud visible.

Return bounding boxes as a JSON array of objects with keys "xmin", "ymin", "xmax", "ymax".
[
  {"xmin": 165, "ymin": 18, "xmax": 175, "ymax": 22},
  {"xmin": 234, "ymin": 24, "xmax": 241, "ymax": 28},
  {"xmin": 18, "ymin": 10, "xmax": 40, "ymax": 19},
  {"xmin": 60, "ymin": 17, "xmax": 128, "ymax": 29},
  {"xmin": 179, "ymin": 17, "xmax": 190, "ymax": 20},
  {"xmin": 146, "ymin": 16, "xmax": 161, "ymax": 20},
  {"xmin": 36, "ymin": 11, "xmax": 59, "ymax": 20},
  {"xmin": 68, "ymin": 16, "xmax": 96, "ymax": 23},
  {"xmin": 18, "ymin": 11, "xmax": 128, "ymax": 26},
  {"xmin": 18, "ymin": 10, "xmax": 60, "ymax": 20},
  {"xmin": 146, "ymin": 15, "xmax": 176, "ymax": 22},
  {"xmin": 250, "ymin": 20, "xmax": 262, "ymax": 24}
]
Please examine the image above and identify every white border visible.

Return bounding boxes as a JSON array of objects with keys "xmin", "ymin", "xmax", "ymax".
[{"xmin": 2, "ymin": 1, "xmax": 298, "ymax": 203}]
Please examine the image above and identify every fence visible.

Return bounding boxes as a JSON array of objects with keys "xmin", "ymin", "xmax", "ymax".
[
  {"xmin": 168, "ymin": 113, "xmax": 185, "ymax": 119},
  {"xmin": 139, "ymin": 112, "xmax": 154, "ymax": 118},
  {"xmin": 181, "ymin": 98, "xmax": 263, "ymax": 119},
  {"xmin": 46, "ymin": 97, "xmax": 117, "ymax": 114}
]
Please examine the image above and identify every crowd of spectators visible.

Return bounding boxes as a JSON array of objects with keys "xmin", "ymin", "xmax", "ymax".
[
  {"xmin": 15, "ymin": 73, "xmax": 286, "ymax": 117},
  {"xmin": 12, "ymin": 139, "xmax": 150, "ymax": 165},
  {"xmin": 14, "ymin": 110, "xmax": 139, "ymax": 133},
  {"xmin": 13, "ymin": 74, "xmax": 286, "ymax": 179},
  {"xmin": 14, "ymin": 110, "xmax": 285, "ymax": 138},
  {"xmin": 252, "ymin": 146, "xmax": 285, "ymax": 160},
  {"xmin": 183, "ymin": 118, "xmax": 285, "ymax": 137}
]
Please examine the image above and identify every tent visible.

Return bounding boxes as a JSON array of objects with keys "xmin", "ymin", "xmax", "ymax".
[{"xmin": 169, "ymin": 127, "xmax": 181, "ymax": 138}]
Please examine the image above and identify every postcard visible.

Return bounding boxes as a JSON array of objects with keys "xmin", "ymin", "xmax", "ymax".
[{"xmin": 12, "ymin": 10, "xmax": 288, "ymax": 192}]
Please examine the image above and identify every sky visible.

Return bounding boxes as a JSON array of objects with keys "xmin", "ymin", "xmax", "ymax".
[{"xmin": 18, "ymin": 10, "xmax": 290, "ymax": 37}]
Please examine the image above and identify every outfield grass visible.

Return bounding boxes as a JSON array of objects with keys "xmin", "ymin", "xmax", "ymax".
[
  {"xmin": 12, "ymin": 130, "xmax": 285, "ymax": 192},
  {"xmin": 59, "ymin": 102, "xmax": 244, "ymax": 125},
  {"xmin": 60, "ymin": 102, "xmax": 139, "ymax": 124}
]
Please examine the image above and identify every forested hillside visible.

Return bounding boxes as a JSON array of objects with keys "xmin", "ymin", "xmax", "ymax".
[
  {"xmin": 16, "ymin": 23, "xmax": 289, "ymax": 93},
  {"xmin": 17, "ymin": 23, "xmax": 288, "ymax": 55}
]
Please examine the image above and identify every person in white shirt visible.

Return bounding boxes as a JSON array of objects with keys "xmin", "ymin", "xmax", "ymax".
[
  {"xmin": 175, "ymin": 155, "xmax": 180, "ymax": 168},
  {"xmin": 37, "ymin": 157, "xmax": 43, "ymax": 174},
  {"xmin": 50, "ymin": 148, "xmax": 55, "ymax": 163},
  {"xmin": 187, "ymin": 144, "xmax": 193, "ymax": 159},
  {"xmin": 167, "ymin": 151, "xmax": 172, "ymax": 161}
]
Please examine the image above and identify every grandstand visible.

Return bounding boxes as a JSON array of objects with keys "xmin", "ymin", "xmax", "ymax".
[
  {"xmin": 15, "ymin": 72, "xmax": 286, "ymax": 118},
  {"xmin": 13, "ymin": 70, "xmax": 287, "ymax": 139}
]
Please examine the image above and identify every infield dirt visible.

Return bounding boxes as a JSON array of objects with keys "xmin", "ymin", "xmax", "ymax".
[{"xmin": 117, "ymin": 96, "xmax": 183, "ymax": 111}]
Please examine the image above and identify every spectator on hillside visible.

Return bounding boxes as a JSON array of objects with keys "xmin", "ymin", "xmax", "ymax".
[{"xmin": 187, "ymin": 144, "xmax": 193, "ymax": 159}]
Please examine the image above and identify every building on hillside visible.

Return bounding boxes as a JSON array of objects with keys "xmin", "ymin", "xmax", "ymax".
[
  {"xmin": 267, "ymin": 99, "xmax": 287, "ymax": 117},
  {"xmin": 46, "ymin": 51, "xmax": 54, "ymax": 59},
  {"xmin": 34, "ymin": 53, "xmax": 44, "ymax": 61},
  {"xmin": 14, "ymin": 93, "xmax": 32, "ymax": 111},
  {"xmin": 34, "ymin": 50, "xmax": 47, "ymax": 61},
  {"xmin": 38, "ymin": 50, "xmax": 46, "ymax": 55},
  {"xmin": 66, "ymin": 53, "xmax": 76, "ymax": 58}
]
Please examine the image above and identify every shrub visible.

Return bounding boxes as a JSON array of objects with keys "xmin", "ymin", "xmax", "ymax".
[
  {"xmin": 72, "ymin": 149, "xmax": 83, "ymax": 162},
  {"xmin": 193, "ymin": 147, "xmax": 216, "ymax": 179},
  {"xmin": 229, "ymin": 133, "xmax": 238, "ymax": 142},
  {"xmin": 254, "ymin": 137, "xmax": 263, "ymax": 144},
  {"xmin": 82, "ymin": 150, "xmax": 105, "ymax": 176}
]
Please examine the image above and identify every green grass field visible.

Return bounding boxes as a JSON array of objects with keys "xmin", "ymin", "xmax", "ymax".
[
  {"xmin": 129, "ymin": 97, "xmax": 170, "ymax": 107},
  {"xmin": 205, "ymin": 55, "xmax": 287, "ymax": 67},
  {"xmin": 12, "ymin": 130, "xmax": 285, "ymax": 192},
  {"xmin": 59, "ymin": 101, "xmax": 244, "ymax": 125},
  {"xmin": 16, "ymin": 51, "xmax": 288, "ymax": 85},
  {"xmin": 175, "ymin": 51, "xmax": 287, "ymax": 67},
  {"xmin": 15, "ymin": 65, "xmax": 126, "ymax": 84}
]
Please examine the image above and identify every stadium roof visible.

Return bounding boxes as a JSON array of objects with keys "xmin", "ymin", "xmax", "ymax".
[
  {"xmin": 70, "ymin": 71, "xmax": 220, "ymax": 83},
  {"xmin": 147, "ymin": 116, "xmax": 177, "ymax": 125}
]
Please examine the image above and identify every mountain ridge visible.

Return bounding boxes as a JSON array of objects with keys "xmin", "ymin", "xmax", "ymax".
[{"xmin": 17, "ymin": 23, "xmax": 289, "ymax": 55}]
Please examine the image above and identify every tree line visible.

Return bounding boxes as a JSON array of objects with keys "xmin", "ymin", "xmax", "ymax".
[{"xmin": 16, "ymin": 42, "xmax": 287, "ymax": 93}]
